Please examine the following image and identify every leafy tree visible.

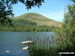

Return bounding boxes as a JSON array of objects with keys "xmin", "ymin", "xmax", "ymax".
[
  {"xmin": 54, "ymin": 0, "xmax": 75, "ymax": 52},
  {"xmin": 0, "ymin": 0, "xmax": 44, "ymax": 25}
]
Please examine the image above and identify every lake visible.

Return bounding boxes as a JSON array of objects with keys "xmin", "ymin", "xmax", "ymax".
[{"xmin": 0, "ymin": 32, "xmax": 53, "ymax": 56}]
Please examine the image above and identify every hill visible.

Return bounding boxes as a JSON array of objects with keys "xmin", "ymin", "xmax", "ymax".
[{"xmin": 11, "ymin": 13, "xmax": 62, "ymax": 27}]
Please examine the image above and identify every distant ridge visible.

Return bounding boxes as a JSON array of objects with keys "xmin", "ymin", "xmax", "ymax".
[{"xmin": 11, "ymin": 13, "xmax": 62, "ymax": 27}]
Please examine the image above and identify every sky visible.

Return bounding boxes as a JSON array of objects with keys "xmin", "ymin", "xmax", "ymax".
[{"xmin": 12, "ymin": 0, "xmax": 73, "ymax": 22}]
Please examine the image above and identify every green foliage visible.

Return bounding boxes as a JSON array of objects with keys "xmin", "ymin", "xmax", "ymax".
[
  {"xmin": 29, "ymin": 45, "xmax": 56, "ymax": 56},
  {"xmin": 12, "ymin": 19, "xmax": 37, "ymax": 26},
  {"xmin": 72, "ymin": 0, "xmax": 75, "ymax": 2},
  {"xmin": 53, "ymin": 1, "xmax": 75, "ymax": 52},
  {"xmin": 0, "ymin": 26, "xmax": 55, "ymax": 32},
  {"xmin": 28, "ymin": 36, "xmax": 59, "ymax": 56}
]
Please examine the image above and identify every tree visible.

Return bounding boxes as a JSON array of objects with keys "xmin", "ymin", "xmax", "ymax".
[
  {"xmin": 0, "ymin": 0, "xmax": 44, "ymax": 25},
  {"xmin": 54, "ymin": 0, "xmax": 75, "ymax": 51}
]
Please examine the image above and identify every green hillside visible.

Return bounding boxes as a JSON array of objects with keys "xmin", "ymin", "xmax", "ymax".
[
  {"xmin": 0, "ymin": 13, "xmax": 62, "ymax": 32},
  {"xmin": 11, "ymin": 13, "xmax": 62, "ymax": 27}
]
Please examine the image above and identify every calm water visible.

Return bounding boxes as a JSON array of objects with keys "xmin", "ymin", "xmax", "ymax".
[{"xmin": 0, "ymin": 32, "xmax": 53, "ymax": 56}]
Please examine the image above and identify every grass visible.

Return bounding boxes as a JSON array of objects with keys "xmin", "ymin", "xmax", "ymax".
[{"xmin": 28, "ymin": 36, "xmax": 59, "ymax": 56}]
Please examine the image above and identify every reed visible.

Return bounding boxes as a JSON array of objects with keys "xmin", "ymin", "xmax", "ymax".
[{"xmin": 28, "ymin": 36, "xmax": 59, "ymax": 56}]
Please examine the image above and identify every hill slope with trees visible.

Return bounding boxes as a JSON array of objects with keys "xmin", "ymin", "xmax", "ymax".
[
  {"xmin": 11, "ymin": 13, "xmax": 62, "ymax": 27},
  {"xmin": 0, "ymin": 13, "xmax": 62, "ymax": 32}
]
